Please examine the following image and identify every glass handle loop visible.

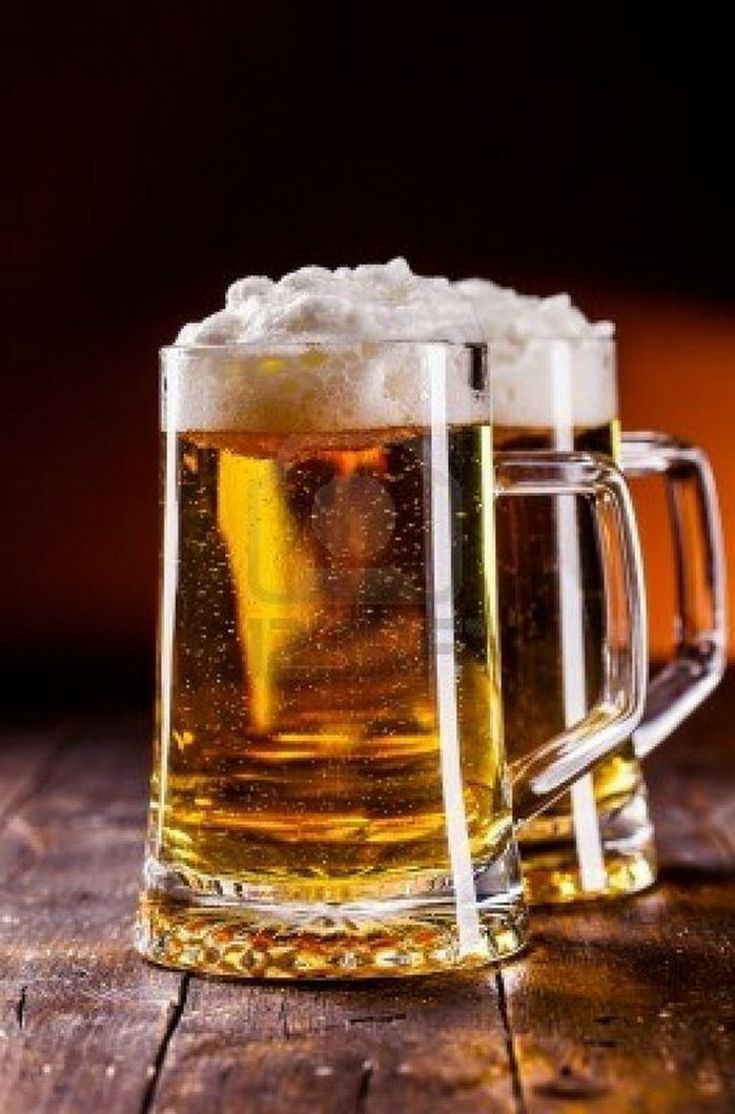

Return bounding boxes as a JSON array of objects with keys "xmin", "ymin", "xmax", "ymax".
[
  {"xmin": 495, "ymin": 451, "xmax": 647, "ymax": 825},
  {"xmin": 620, "ymin": 431, "xmax": 727, "ymax": 757}
]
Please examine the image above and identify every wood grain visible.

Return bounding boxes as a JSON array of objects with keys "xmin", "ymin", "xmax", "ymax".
[
  {"xmin": 501, "ymin": 679, "xmax": 735, "ymax": 1114},
  {"xmin": 0, "ymin": 712, "xmax": 184, "ymax": 1114},
  {"xmin": 149, "ymin": 972, "xmax": 518, "ymax": 1113},
  {"xmin": 0, "ymin": 679, "xmax": 733, "ymax": 1113},
  {"xmin": 0, "ymin": 717, "xmax": 67, "ymax": 821}
]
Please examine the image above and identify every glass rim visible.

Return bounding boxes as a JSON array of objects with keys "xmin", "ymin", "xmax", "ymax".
[{"xmin": 160, "ymin": 334, "xmax": 615, "ymax": 357}]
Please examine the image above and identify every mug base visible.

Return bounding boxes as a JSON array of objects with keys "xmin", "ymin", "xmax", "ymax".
[
  {"xmin": 522, "ymin": 842, "xmax": 657, "ymax": 904},
  {"xmin": 519, "ymin": 766, "xmax": 658, "ymax": 904},
  {"xmin": 135, "ymin": 869, "xmax": 528, "ymax": 979}
]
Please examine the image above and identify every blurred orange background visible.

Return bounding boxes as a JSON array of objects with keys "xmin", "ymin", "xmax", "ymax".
[{"xmin": 599, "ymin": 294, "xmax": 734, "ymax": 661}]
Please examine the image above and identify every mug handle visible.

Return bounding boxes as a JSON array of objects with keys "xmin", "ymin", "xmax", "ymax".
[
  {"xmin": 495, "ymin": 452, "xmax": 648, "ymax": 825},
  {"xmin": 620, "ymin": 432, "xmax": 727, "ymax": 758}
]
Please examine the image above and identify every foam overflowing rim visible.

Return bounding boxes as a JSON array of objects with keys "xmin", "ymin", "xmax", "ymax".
[
  {"xmin": 161, "ymin": 336, "xmax": 615, "ymax": 355},
  {"xmin": 161, "ymin": 336, "xmax": 616, "ymax": 432},
  {"xmin": 162, "ymin": 340, "xmax": 477, "ymax": 355}
]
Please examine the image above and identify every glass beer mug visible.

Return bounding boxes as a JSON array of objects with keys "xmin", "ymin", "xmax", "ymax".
[
  {"xmin": 136, "ymin": 341, "xmax": 647, "ymax": 978},
  {"xmin": 493, "ymin": 336, "xmax": 726, "ymax": 903}
]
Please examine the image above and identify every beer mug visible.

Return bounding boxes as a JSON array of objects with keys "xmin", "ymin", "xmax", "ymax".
[
  {"xmin": 136, "ymin": 341, "xmax": 646, "ymax": 978},
  {"xmin": 493, "ymin": 336, "xmax": 726, "ymax": 903}
]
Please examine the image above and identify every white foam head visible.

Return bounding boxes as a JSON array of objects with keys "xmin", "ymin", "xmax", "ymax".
[
  {"xmin": 168, "ymin": 259, "xmax": 616, "ymax": 431},
  {"xmin": 177, "ymin": 258, "xmax": 484, "ymax": 346},
  {"xmin": 455, "ymin": 278, "xmax": 616, "ymax": 429}
]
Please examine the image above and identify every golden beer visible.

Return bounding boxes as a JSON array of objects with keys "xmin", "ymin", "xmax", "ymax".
[
  {"xmin": 495, "ymin": 418, "xmax": 655, "ymax": 902},
  {"xmin": 154, "ymin": 424, "xmax": 508, "ymax": 900}
]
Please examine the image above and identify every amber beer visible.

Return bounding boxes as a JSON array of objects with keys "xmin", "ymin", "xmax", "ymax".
[
  {"xmin": 492, "ymin": 332, "xmax": 655, "ymax": 903},
  {"xmin": 155, "ymin": 423, "xmax": 507, "ymax": 897}
]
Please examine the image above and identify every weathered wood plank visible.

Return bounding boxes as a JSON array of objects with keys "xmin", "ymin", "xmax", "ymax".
[
  {"xmin": 0, "ymin": 719, "xmax": 67, "ymax": 821},
  {"xmin": 150, "ymin": 973, "xmax": 518, "ymax": 1114},
  {"xmin": 501, "ymin": 679, "xmax": 735, "ymax": 1114},
  {"xmin": 0, "ymin": 712, "xmax": 184, "ymax": 1114},
  {"xmin": 1, "ymin": 678, "xmax": 733, "ymax": 1113}
]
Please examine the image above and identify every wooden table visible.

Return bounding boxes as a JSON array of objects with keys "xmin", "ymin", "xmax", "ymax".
[{"xmin": 1, "ymin": 677, "xmax": 733, "ymax": 1114}]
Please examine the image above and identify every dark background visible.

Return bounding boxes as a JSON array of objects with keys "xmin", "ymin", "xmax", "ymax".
[{"xmin": 3, "ymin": 4, "xmax": 734, "ymax": 703}]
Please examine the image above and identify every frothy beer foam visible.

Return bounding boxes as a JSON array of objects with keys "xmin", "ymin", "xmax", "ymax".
[
  {"xmin": 455, "ymin": 279, "xmax": 616, "ymax": 429},
  {"xmin": 169, "ymin": 259, "xmax": 616, "ymax": 431}
]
